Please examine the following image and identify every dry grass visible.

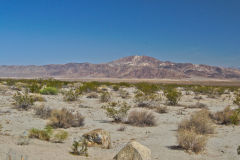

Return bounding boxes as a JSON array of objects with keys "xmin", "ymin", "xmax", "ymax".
[
  {"xmin": 177, "ymin": 129, "xmax": 207, "ymax": 153},
  {"xmin": 178, "ymin": 109, "xmax": 214, "ymax": 135},
  {"xmin": 48, "ymin": 108, "xmax": 84, "ymax": 128},
  {"xmin": 52, "ymin": 130, "xmax": 68, "ymax": 143},
  {"xmin": 28, "ymin": 126, "xmax": 53, "ymax": 141},
  {"xmin": 127, "ymin": 109, "xmax": 156, "ymax": 127}
]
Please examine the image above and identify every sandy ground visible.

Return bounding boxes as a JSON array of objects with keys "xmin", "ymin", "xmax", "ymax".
[{"xmin": 0, "ymin": 85, "xmax": 240, "ymax": 160}]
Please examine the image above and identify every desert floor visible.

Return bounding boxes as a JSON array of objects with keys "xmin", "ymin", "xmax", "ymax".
[{"xmin": 0, "ymin": 83, "xmax": 239, "ymax": 160}]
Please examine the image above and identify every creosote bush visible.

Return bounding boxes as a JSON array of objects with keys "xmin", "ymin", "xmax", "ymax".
[
  {"xmin": 40, "ymin": 87, "xmax": 58, "ymax": 95},
  {"xmin": 48, "ymin": 108, "xmax": 84, "ymax": 128},
  {"xmin": 164, "ymin": 88, "xmax": 181, "ymax": 105},
  {"xmin": 127, "ymin": 109, "xmax": 156, "ymax": 127},
  {"xmin": 13, "ymin": 91, "xmax": 34, "ymax": 110}
]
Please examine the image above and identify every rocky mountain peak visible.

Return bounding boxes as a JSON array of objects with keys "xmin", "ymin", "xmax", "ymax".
[{"xmin": 108, "ymin": 55, "xmax": 161, "ymax": 66}]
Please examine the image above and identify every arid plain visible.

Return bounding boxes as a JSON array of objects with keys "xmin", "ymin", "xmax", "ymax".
[{"xmin": 0, "ymin": 79, "xmax": 240, "ymax": 160}]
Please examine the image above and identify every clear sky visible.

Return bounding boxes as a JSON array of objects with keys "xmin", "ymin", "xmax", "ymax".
[{"xmin": 0, "ymin": 0, "xmax": 240, "ymax": 67}]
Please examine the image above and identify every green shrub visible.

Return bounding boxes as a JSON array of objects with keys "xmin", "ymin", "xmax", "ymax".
[
  {"xmin": 48, "ymin": 108, "xmax": 84, "ymax": 128},
  {"xmin": 77, "ymin": 82, "xmax": 98, "ymax": 94},
  {"xmin": 40, "ymin": 87, "xmax": 58, "ymax": 95},
  {"xmin": 113, "ymin": 85, "xmax": 120, "ymax": 91},
  {"xmin": 28, "ymin": 83, "xmax": 43, "ymax": 93},
  {"xmin": 52, "ymin": 130, "xmax": 68, "ymax": 143},
  {"xmin": 135, "ymin": 82, "xmax": 159, "ymax": 94},
  {"xmin": 164, "ymin": 88, "xmax": 181, "ymax": 105},
  {"xmin": 103, "ymin": 102, "xmax": 130, "ymax": 122},
  {"xmin": 63, "ymin": 89, "xmax": 78, "ymax": 101},
  {"xmin": 28, "ymin": 126, "xmax": 53, "ymax": 141},
  {"xmin": 13, "ymin": 91, "xmax": 34, "ymax": 110}
]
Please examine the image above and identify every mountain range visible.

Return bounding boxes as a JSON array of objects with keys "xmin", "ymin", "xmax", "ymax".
[{"xmin": 0, "ymin": 55, "xmax": 240, "ymax": 80}]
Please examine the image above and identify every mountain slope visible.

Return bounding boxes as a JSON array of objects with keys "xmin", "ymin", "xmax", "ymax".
[{"xmin": 0, "ymin": 56, "xmax": 240, "ymax": 79}]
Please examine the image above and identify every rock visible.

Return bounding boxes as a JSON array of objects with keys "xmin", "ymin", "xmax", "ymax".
[
  {"xmin": 82, "ymin": 128, "xmax": 112, "ymax": 149},
  {"xmin": 113, "ymin": 141, "xmax": 151, "ymax": 160},
  {"xmin": 237, "ymin": 145, "xmax": 240, "ymax": 155}
]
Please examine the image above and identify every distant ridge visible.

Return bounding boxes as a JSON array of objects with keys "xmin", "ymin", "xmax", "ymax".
[{"xmin": 0, "ymin": 55, "xmax": 240, "ymax": 79}]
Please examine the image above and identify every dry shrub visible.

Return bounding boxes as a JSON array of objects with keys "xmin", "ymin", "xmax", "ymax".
[
  {"xmin": 34, "ymin": 105, "xmax": 52, "ymax": 119},
  {"xmin": 178, "ymin": 109, "xmax": 214, "ymax": 135},
  {"xmin": 186, "ymin": 102, "xmax": 207, "ymax": 109},
  {"xmin": 13, "ymin": 91, "xmax": 34, "ymax": 110},
  {"xmin": 117, "ymin": 126, "xmax": 126, "ymax": 131},
  {"xmin": 100, "ymin": 92, "xmax": 111, "ymax": 103},
  {"xmin": 103, "ymin": 102, "xmax": 130, "ymax": 122},
  {"xmin": 210, "ymin": 106, "xmax": 240, "ymax": 125},
  {"xmin": 48, "ymin": 108, "xmax": 84, "ymax": 128},
  {"xmin": 177, "ymin": 129, "xmax": 207, "ymax": 153},
  {"xmin": 155, "ymin": 106, "xmax": 168, "ymax": 114},
  {"xmin": 119, "ymin": 89, "xmax": 130, "ymax": 99},
  {"xmin": 30, "ymin": 94, "xmax": 46, "ymax": 102},
  {"xmin": 127, "ymin": 109, "xmax": 156, "ymax": 127},
  {"xmin": 177, "ymin": 109, "xmax": 214, "ymax": 153},
  {"xmin": 63, "ymin": 89, "xmax": 78, "ymax": 101},
  {"xmin": 86, "ymin": 92, "xmax": 98, "ymax": 99}
]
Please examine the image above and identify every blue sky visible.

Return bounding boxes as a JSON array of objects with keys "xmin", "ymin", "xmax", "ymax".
[{"xmin": 0, "ymin": 0, "xmax": 240, "ymax": 67}]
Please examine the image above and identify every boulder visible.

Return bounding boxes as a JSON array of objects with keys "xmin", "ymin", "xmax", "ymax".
[
  {"xmin": 113, "ymin": 141, "xmax": 151, "ymax": 160},
  {"xmin": 82, "ymin": 128, "xmax": 111, "ymax": 149}
]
